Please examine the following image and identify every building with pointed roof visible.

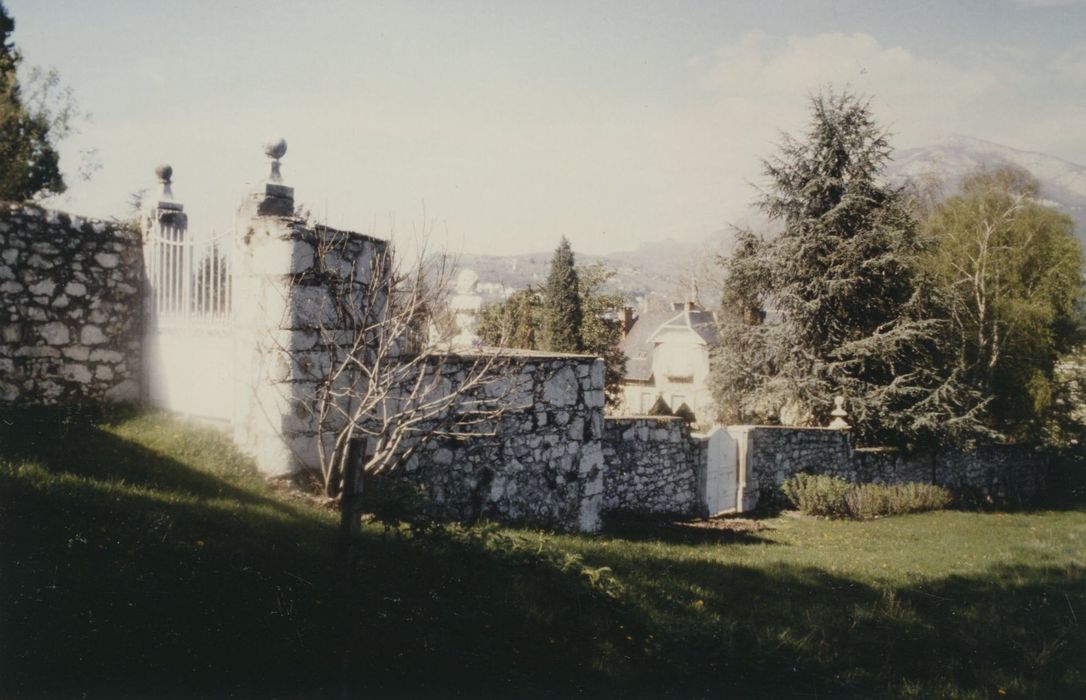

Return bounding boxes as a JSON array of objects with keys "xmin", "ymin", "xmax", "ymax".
[{"xmin": 618, "ymin": 301, "xmax": 717, "ymax": 424}]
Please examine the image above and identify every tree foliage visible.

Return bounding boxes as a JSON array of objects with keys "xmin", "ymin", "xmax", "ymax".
[
  {"xmin": 0, "ymin": 2, "xmax": 67, "ymax": 201},
  {"xmin": 542, "ymin": 236, "xmax": 583, "ymax": 353},
  {"xmin": 709, "ymin": 229, "xmax": 771, "ymax": 424},
  {"xmin": 477, "ymin": 288, "xmax": 544, "ymax": 350},
  {"xmin": 712, "ymin": 90, "xmax": 989, "ymax": 446},
  {"xmin": 576, "ymin": 263, "xmax": 627, "ymax": 407},
  {"xmin": 478, "ymin": 256, "xmax": 627, "ymax": 406},
  {"xmin": 922, "ymin": 166, "xmax": 1085, "ymax": 440}
]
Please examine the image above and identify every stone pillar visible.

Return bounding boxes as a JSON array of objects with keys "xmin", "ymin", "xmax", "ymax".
[
  {"xmin": 230, "ymin": 139, "xmax": 386, "ymax": 478},
  {"xmin": 141, "ymin": 164, "xmax": 188, "ymax": 293},
  {"xmin": 231, "ymin": 138, "xmax": 315, "ymax": 477}
]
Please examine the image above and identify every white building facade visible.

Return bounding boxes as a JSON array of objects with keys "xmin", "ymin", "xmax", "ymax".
[{"xmin": 617, "ymin": 302, "xmax": 717, "ymax": 425}]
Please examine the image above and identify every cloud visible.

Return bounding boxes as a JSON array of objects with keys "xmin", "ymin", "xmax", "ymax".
[
  {"xmin": 655, "ymin": 29, "xmax": 1086, "ymax": 246},
  {"xmin": 700, "ymin": 31, "xmax": 997, "ymax": 148},
  {"xmin": 666, "ymin": 32, "xmax": 1000, "ymax": 231}
]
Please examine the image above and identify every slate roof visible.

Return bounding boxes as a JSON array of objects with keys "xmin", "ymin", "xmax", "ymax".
[{"xmin": 620, "ymin": 305, "xmax": 717, "ymax": 382}]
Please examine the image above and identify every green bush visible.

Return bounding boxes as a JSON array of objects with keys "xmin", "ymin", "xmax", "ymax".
[
  {"xmin": 781, "ymin": 474, "xmax": 852, "ymax": 518},
  {"xmin": 361, "ymin": 478, "xmax": 435, "ymax": 533},
  {"xmin": 782, "ymin": 474, "xmax": 953, "ymax": 519},
  {"xmin": 846, "ymin": 482, "xmax": 953, "ymax": 519}
]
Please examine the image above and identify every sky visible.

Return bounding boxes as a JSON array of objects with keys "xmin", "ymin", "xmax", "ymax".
[{"xmin": 8, "ymin": 0, "xmax": 1086, "ymax": 256}]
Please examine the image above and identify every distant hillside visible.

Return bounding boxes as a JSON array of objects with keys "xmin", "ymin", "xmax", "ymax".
[
  {"xmin": 456, "ymin": 137, "xmax": 1086, "ymax": 307},
  {"xmin": 452, "ymin": 232, "xmax": 734, "ymax": 308},
  {"xmin": 888, "ymin": 135, "xmax": 1086, "ymax": 245}
]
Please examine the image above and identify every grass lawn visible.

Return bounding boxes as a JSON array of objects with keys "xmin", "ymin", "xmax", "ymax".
[{"xmin": 1, "ymin": 408, "xmax": 1083, "ymax": 698}]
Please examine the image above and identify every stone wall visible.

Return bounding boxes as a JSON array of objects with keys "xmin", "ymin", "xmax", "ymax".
[
  {"xmin": 853, "ymin": 445, "xmax": 1046, "ymax": 502},
  {"xmin": 0, "ymin": 204, "xmax": 142, "ymax": 406},
  {"xmin": 402, "ymin": 355, "xmax": 606, "ymax": 532},
  {"xmin": 601, "ymin": 416, "xmax": 704, "ymax": 516},
  {"xmin": 736, "ymin": 426, "xmax": 1047, "ymax": 509},
  {"xmin": 741, "ymin": 426, "xmax": 851, "ymax": 509},
  {"xmin": 231, "ymin": 181, "xmax": 387, "ymax": 477}
]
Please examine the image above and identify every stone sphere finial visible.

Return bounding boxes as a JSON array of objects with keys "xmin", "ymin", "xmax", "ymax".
[
  {"xmin": 264, "ymin": 137, "xmax": 288, "ymax": 160},
  {"xmin": 264, "ymin": 138, "xmax": 287, "ymax": 183},
  {"xmin": 154, "ymin": 164, "xmax": 175, "ymax": 200}
]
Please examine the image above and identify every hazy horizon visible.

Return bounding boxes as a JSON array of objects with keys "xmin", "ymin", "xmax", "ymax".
[{"xmin": 8, "ymin": 0, "xmax": 1086, "ymax": 255}]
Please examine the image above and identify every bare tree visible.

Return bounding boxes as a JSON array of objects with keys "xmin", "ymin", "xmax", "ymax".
[{"xmin": 277, "ymin": 223, "xmax": 516, "ymax": 532}]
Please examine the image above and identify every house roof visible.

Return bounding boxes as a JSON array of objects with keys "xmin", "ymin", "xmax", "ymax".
[
  {"xmin": 646, "ymin": 308, "xmax": 718, "ymax": 346},
  {"xmin": 621, "ymin": 305, "xmax": 717, "ymax": 382}
]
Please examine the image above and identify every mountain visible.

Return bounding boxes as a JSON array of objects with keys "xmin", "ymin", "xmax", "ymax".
[
  {"xmin": 453, "ymin": 233, "xmax": 734, "ymax": 308},
  {"xmin": 888, "ymin": 135, "xmax": 1086, "ymax": 244},
  {"xmin": 457, "ymin": 137, "xmax": 1086, "ymax": 307}
]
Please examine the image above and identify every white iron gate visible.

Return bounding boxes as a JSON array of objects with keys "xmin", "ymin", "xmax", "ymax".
[{"xmin": 143, "ymin": 208, "xmax": 235, "ymax": 423}]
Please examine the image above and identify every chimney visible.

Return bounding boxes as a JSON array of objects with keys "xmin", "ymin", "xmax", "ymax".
[{"xmin": 622, "ymin": 307, "xmax": 636, "ymax": 335}]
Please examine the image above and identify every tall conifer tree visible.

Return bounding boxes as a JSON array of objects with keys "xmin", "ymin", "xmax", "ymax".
[
  {"xmin": 542, "ymin": 236, "xmax": 583, "ymax": 352},
  {"xmin": 712, "ymin": 90, "xmax": 988, "ymax": 446}
]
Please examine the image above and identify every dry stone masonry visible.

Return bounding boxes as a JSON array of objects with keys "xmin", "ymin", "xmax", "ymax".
[
  {"xmin": 602, "ymin": 416, "xmax": 705, "ymax": 516},
  {"xmin": 851, "ymin": 445, "xmax": 1046, "ymax": 503},
  {"xmin": 0, "ymin": 204, "xmax": 141, "ymax": 405},
  {"xmin": 402, "ymin": 355, "xmax": 607, "ymax": 532},
  {"xmin": 740, "ymin": 426, "xmax": 852, "ymax": 509},
  {"xmin": 735, "ymin": 426, "xmax": 1047, "ymax": 509},
  {"xmin": 0, "ymin": 143, "xmax": 1052, "ymax": 532}
]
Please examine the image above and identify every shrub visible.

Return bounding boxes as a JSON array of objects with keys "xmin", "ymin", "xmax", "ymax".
[
  {"xmin": 781, "ymin": 474, "xmax": 852, "ymax": 518},
  {"xmin": 673, "ymin": 402, "xmax": 696, "ymax": 424},
  {"xmin": 361, "ymin": 478, "xmax": 435, "ymax": 533},
  {"xmin": 846, "ymin": 482, "xmax": 952, "ymax": 519},
  {"xmin": 782, "ymin": 474, "xmax": 953, "ymax": 519}
]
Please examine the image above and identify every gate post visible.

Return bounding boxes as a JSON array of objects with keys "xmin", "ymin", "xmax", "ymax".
[
  {"xmin": 230, "ymin": 139, "xmax": 311, "ymax": 477},
  {"xmin": 230, "ymin": 139, "xmax": 386, "ymax": 480},
  {"xmin": 141, "ymin": 165, "xmax": 187, "ymax": 318}
]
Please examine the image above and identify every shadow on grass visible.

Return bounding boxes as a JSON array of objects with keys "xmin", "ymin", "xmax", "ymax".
[
  {"xmin": 577, "ymin": 546, "xmax": 1086, "ymax": 698},
  {"xmin": 2, "ymin": 409, "xmax": 1083, "ymax": 698},
  {"xmin": 0, "ymin": 409, "xmax": 646, "ymax": 698},
  {"xmin": 602, "ymin": 512, "xmax": 776, "ymax": 547},
  {"xmin": 0, "ymin": 406, "xmax": 296, "ymax": 515}
]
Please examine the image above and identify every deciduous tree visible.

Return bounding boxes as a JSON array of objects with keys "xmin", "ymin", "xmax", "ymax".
[
  {"xmin": 923, "ymin": 165, "xmax": 1085, "ymax": 439},
  {"xmin": 477, "ymin": 288, "xmax": 544, "ymax": 349}
]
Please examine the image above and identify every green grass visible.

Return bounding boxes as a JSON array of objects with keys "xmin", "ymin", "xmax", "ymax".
[{"xmin": 2, "ymin": 407, "xmax": 1084, "ymax": 698}]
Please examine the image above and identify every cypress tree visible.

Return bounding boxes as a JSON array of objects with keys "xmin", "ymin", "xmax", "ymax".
[{"xmin": 541, "ymin": 236, "xmax": 583, "ymax": 352}]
